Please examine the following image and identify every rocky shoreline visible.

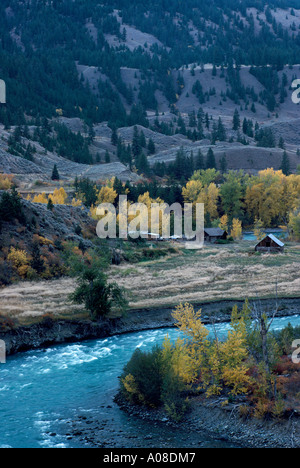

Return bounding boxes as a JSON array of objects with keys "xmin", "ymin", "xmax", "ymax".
[
  {"xmin": 62, "ymin": 390, "xmax": 300, "ymax": 449},
  {"xmin": 113, "ymin": 392, "xmax": 300, "ymax": 449},
  {"xmin": 1, "ymin": 296, "xmax": 300, "ymax": 356}
]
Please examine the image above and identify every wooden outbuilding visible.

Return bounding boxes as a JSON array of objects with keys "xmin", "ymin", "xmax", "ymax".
[
  {"xmin": 204, "ymin": 228, "xmax": 228, "ymax": 243},
  {"xmin": 255, "ymin": 234, "xmax": 285, "ymax": 253}
]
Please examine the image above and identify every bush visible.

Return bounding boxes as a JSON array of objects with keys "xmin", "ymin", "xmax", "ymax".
[
  {"xmin": 0, "ymin": 314, "xmax": 17, "ymax": 331},
  {"xmin": 7, "ymin": 247, "xmax": 30, "ymax": 278},
  {"xmin": 161, "ymin": 368, "xmax": 189, "ymax": 421},
  {"xmin": 120, "ymin": 347, "xmax": 163, "ymax": 407},
  {"xmin": 120, "ymin": 345, "xmax": 190, "ymax": 420},
  {"xmin": 0, "ymin": 188, "xmax": 25, "ymax": 227},
  {"xmin": 0, "ymin": 174, "xmax": 13, "ymax": 190},
  {"xmin": 70, "ymin": 265, "xmax": 128, "ymax": 319},
  {"xmin": 0, "ymin": 260, "xmax": 13, "ymax": 286}
]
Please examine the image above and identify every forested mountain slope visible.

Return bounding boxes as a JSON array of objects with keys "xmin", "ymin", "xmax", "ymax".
[{"xmin": 1, "ymin": 0, "xmax": 300, "ymax": 182}]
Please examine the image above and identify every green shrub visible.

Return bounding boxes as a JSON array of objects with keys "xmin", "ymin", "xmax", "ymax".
[
  {"xmin": 0, "ymin": 188, "xmax": 25, "ymax": 227},
  {"xmin": 120, "ymin": 345, "xmax": 190, "ymax": 420},
  {"xmin": 120, "ymin": 347, "xmax": 163, "ymax": 407},
  {"xmin": 70, "ymin": 265, "xmax": 128, "ymax": 319},
  {"xmin": 161, "ymin": 368, "xmax": 189, "ymax": 421}
]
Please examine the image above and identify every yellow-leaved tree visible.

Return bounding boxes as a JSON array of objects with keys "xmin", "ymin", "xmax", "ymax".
[
  {"xmin": 196, "ymin": 183, "xmax": 220, "ymax": 220},
  {"xmin": 288, "ymin": 205, "xmax": 300, "ymax": 240},
  {"xmin": 230, "ymin": 218, "xmax": 242, "ymax": 240},
  {"xmin": 171, "ymin": 302, "xmax": 253, "ymax": 398},
  {"xmin": 32, "ymin": 192, "xmax": 48, "ymax": 204},
  {"xmin": 182, "ymin": 180, "xmax": 203, "ymax": 203},
  {"xmin": 254, "ymin": 218, "xmax": 265, "ymax": 241},
  {"xmin": 89, "ymin": 185, "xmax": 118, "ymax": 220},
  {"xmin": 49, "ymin": 187, "xmax": 68, "ymax": 205},
  {"xmin": 172, "ymin": 303, "xmax": 211, "ymax": 389},
  {"xmin": 219, "ymin": 214, "xmax": 228, "ymax": 232},
  {"xmin": 32, "ymin": 188, "xmax": 68, "ymax": 205},
  {"xmin": 0, "ymin": 174, "xmax": 13, "ymax": 190},
  {"xmin": 7, "ymin": 247, "xmax": 30, "ymax": 278}
]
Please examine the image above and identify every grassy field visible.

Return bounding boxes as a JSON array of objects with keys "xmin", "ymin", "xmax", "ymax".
[
  {"xmin": 111, "ymin": 240, "xmax": 300, "ymax": 309},
  {"xmin": 0, "ymin": 240, "xmax": 299, "ymax": 326}
]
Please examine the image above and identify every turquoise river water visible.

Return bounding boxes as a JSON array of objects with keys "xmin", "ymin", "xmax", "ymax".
[{"xmin": 0, "ymin": 314, "xmax": 300, "ymax": 448}]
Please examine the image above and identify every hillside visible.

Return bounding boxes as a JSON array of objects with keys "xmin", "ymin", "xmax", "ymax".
[{"xmin": 1, "ymin": 0, "xmax": 300, "ymax": 186}]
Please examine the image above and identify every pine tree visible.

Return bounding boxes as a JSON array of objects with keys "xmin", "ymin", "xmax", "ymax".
[
  {"xmin": 217, "ymin": 117, "xmax": 227, "ymax": 141},
  {"xmin": 278, "ymin": 137, "xmax": 285, "ymax": 149},
  {"xmin": 148, "ymin": 138, "xmax": 156, "ymax": 155},
  {"xmin": 233, "ymin": 109, "xmax": 240, "ymax": 130},
  {"xmin": 280, "ymin": 151, "xmax": 290, "ymax": 176},
  {"xmin": 132, "ymin": 126, "xmax": 142, "ymax": 158},
  {"xmin": 220, "ymin": 154, "xmax": 228, "ymax": 174},
  {"xmin": 105, "ymin": 150, "xmax": 111, "ymax": 163},
  {"xmin": 111, "ymin": 127, "xmax": 118, "ymax": 146},
  {"xmin": 136, "ymin": 153, "xmax": 150, "ymax": 175},
  {"xmin": 196, "ymin": 150, "xmax": 205, "ymax": 170},
  {"xmin": 47, "ymin": 197, "xmax": 54, "ymax": 211},
  {"xmin": 30, "ymin": 241, "xmax": 45, "ymax": 274},
  {"xmin": 51, "ymin": 164, "xmax": 60, "ymax": 181},
  {"xmin": 206, "ymin": 148, "xmax": 216, "ymax": 169},
  {"xmin": 139, "ymin": 130, "xmax": 147, "ymax": 148},
  {"xmin": 121, "ymin": 27, "xmax": 127, "ymax": 42}
]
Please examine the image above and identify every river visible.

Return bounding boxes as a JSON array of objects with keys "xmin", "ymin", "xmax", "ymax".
[{"xmin": 0, "ymin": 315, "xmax": 300, "ymax": 449}]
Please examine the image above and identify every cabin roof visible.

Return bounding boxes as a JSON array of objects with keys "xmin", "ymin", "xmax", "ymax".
[
  {"xmin": 204, "ymin": 228, "xmax": 226, "ymax": 237},
  {"xmin": 256, "ymin": 234, "xmax": 285, "ymax": 247}
]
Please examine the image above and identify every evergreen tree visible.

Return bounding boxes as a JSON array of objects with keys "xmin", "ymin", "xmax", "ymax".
[
  {"xmin": 30, "ymin": 241, "xmax": 45, "ymax": 274},
  {"xmin": 136, "ymin": 152, "xmax": 150, "ymax": 175},
  {"xmin": 47, "ymin": 198, "xmax": 54, "ymax": 211},
  {"xmin": 233, "ymin": 109, "xmax": 240, "ymax": 130},
  {"xmin": 217, "ymin": 117, "xmax": 227, "ymax": 141},
  {"xmin": 196, "ymin": 149, "xmax": 205, "ymax": 170},
  {"xmin": 132, "ymin": 126, "xmax": 142, "ymax": 158},
  {"xmin": 280, "ymin": 151, "xmax": 290, "ymax": 176},
  {"xmin": 139, "ymin": 130, "xmax": 147, "ymax": 148},
  {"xmin": 278, "ymin": 137, "xmax": 285, "ymax": 149},
  {"xmin": 51, "ymin": 164, "xmax": 60, "ymax": 181},
  {"xmin": 220, "ymin": 154, "xmax": 228, "ymax": 174},
  {"xmin": 105, "ymin": 150, "xmax": 111, "ymax": 163},
  {"xmin": 206, "ymin": 148, "xmax": 216, "ymax": 169},
  {"xmin": 148, "ymin": 138, "xmax": 156, "ymax": 155},
  {"xmin": 111, "ymin": 127, "xmax": 118, "ymax": 146}
]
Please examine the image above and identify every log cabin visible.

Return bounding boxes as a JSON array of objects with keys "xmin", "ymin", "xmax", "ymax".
[{"xmin": 255, "ymin": 234, "xmax": 285, "ymax": 253}]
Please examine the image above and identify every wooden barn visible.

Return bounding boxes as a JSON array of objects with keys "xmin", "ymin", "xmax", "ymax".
[
  {"xmin": 255, "ymin": 234, "xmax": 285, "ymax": 253},
  {"xmin": 204, "ymin": 228, "xmax": 227, "ymax": 244}
]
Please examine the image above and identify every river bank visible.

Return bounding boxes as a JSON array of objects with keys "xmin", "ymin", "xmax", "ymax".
[
  {"xmin": 1, "ymin": 304, "xmax": 299, "ymax": 449},
  {"xmin": 112, "ymin": 392, "xmax": 300, "ymax": 449},
  {"xmin": 58, "ymin": 388, "xmax": 300, "ymax": 449},
  {"xmin": 1, "ymin": 297, "xmax": 300, "ymax": 356}
]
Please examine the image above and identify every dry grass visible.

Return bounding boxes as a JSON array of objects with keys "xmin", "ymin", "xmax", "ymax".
[
  {"xmin": 0, "ymin": 277, "xmax": 87, "ymax": 326},
  {"xmin": 0, "ymin": 240, "xmax": 299, "ymax": 326},
  {"xmin": 110, "ymin": 240, "xmax": 300, "ymax": 309}
]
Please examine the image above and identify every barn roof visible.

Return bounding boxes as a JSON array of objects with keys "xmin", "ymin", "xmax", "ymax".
[
  {"xmin": 256, "ymin": 234, "xmax": 285, "ymax": 247},
  {"xmin": 268, "ymin": 234, "xmax": 285, "ymax": 247},
  {"xmin": 204, "ymin": 228, "xmax": 226, "ymax": 237}
]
